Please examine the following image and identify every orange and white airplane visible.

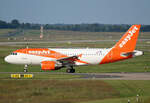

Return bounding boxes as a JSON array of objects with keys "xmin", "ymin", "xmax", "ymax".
[{"xmin": 4, "ymin": 25, "xmax": 143, "ymax": 73}]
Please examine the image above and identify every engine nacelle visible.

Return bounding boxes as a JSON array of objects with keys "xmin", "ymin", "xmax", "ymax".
[{"xmin": 41, "ymin": 61, "xmax": 62, "ymax": 70}]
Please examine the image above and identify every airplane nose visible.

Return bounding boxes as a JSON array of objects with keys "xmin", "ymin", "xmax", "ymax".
[{"xmin": 4, "ymin": 56, "xmax": 10, "ymax": 63}]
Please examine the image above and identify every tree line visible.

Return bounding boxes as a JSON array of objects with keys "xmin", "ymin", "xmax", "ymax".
[{"xmin": 0, "ymin": 19, "xmax": 150, "ymax": 32}]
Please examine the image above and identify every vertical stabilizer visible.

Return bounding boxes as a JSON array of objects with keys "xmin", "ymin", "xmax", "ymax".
[
  {"xmin": 100, "ymin": 25, "xmax": 141, "ymax": 64},
  {"xmin": 114, "ymin": 25, "xmax": 141, "ymax": 52}
]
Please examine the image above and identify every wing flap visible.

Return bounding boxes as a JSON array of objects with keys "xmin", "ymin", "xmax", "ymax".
[{"xmin": 57, "ymin": 55, "xmax": 79, "ymax": 62}]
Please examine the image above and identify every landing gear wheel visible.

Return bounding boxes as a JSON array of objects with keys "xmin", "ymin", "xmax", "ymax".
[
  {"xmin": 66, "ymin": 68, "xmax": 75, "ymax": 73},
  {"xmin": 24, "ymin": 69, "xmax": 28, "ymax": 72},
  {"xmin": 71, "ymin": 69, "xmax": 75, "ymax": 73},
  {"xmin": 24, "ymin": 64, "xmax": 28, "ymax": 72}
]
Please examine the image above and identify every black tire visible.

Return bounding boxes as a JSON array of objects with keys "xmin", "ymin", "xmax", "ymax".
[
  {"xmin": 66, "ymin": 69, "xmax": 71, "ymax": 73},
  {"xmin": 71, "ymin": 69, "xmax": 75, "ymax": 73},
  {"xmin": 66, "ymin": 69, "xmax": 75, "ymax": 73},
  {"xmin": 24, "ymin": 69, "xmax": 28, "ymax": 72}
]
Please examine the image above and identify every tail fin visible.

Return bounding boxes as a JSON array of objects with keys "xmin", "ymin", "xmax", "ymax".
[
  {"xmin": 100, "ymin": 25, "xmax": 141, "ymax": 64},
  {"xmin": 114, "ymin": 25, "xmax": 141, "ymax": 52}
]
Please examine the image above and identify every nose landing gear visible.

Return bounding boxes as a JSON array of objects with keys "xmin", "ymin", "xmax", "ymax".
[{"xmin": 24, "ymin": 64, "xmax": 28, "ymax": 72}]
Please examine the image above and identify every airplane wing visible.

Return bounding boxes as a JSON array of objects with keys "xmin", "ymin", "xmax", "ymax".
[
  {"xmin": 57, "ymin": 54, "xmax": 82, "ymax": 64},
  {"xmin": 57, "ymin": 55, "xmax": 78, "ymax": 62}
]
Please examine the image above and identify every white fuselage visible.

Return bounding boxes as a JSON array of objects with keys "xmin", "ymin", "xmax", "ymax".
[{"xmin": 5, "ymin": 48, "xmax": 111, "ymax": 65}]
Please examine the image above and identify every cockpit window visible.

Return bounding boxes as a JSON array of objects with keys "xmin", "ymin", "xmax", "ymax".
[{"xmin": 11, "ymin": 53, "xmax": 17, "ymax": 55}]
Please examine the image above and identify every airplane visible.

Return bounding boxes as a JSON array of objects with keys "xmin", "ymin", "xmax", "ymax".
[{"xmin": 4, "ymin": 25, "xmax": 143, "ymax": 73}]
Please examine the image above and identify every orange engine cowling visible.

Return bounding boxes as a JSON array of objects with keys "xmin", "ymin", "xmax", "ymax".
[{"xmin": 41, "ymin": 61, "xmax": 56, "ymax": 70}]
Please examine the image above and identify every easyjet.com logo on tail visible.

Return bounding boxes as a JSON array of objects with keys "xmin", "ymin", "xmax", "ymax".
[{"xmin": 119, "ymin": 26, "xmax": 138, "ymax": 48}]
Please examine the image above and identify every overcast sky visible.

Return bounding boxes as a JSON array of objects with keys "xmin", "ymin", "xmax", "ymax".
[{"xmin": 0, "ymin": 0, "xmax": 150, "ymax": 24}]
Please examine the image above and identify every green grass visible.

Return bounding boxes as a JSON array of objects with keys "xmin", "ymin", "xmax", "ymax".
[
  {"xmin": 0, "ymin": 80, "xmax": 118, "ymax": 103},
  {"xmin": 0, "ymin": 29, "xmax": 150, "ymax": 42},
  {"xmin": 0, "ymin": 80, "xmax": 150, "ymax": 103},
  {"xmin": 0, "ymin": 29, "xmax": 16, "ymax": 35},
  {"xmin": 81, "ymin": 80, "xmax": 150, "ymax": 103},
  {"xmin": 81, "ymin": 96, "xmax": 150, "ymax": 103}
]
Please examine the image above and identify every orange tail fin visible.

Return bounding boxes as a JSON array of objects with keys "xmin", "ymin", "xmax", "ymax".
[
  {"xmin": 100, "ymin": 25, "xmax": 141, "ymax": 64},
  {"xmin": 114, "ymin": 24, "xmax": 141, "ymax": 52}
]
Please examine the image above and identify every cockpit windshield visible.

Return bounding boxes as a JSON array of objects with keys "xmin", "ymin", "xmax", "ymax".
[{"xmin": 11, "ymin": 53, "xmax": 17, "ymax": 55}]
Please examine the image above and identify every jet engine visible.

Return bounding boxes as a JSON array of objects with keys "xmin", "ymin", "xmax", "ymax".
[{"xmin": 41, "ymin": 61, "xmax": 62, "ymax": 70}]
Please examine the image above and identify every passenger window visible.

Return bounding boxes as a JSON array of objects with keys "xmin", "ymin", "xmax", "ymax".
[{"xmin": 11, "ymin": 53, "xmax": 17, "ymax": 55}]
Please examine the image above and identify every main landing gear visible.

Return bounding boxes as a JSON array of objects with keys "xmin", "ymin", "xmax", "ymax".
[
  {"xmin": 66, "ymin": 66, "xmax": 75, "ymax": 73},
  {"xmin": 24, "ymin": 64, "xmax": 28, "ymax": 72}
]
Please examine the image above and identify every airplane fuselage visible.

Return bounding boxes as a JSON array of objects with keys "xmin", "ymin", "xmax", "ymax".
[{"xmin": 5, "ymin": 48, "xmax": 111, "ymax": 65}]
